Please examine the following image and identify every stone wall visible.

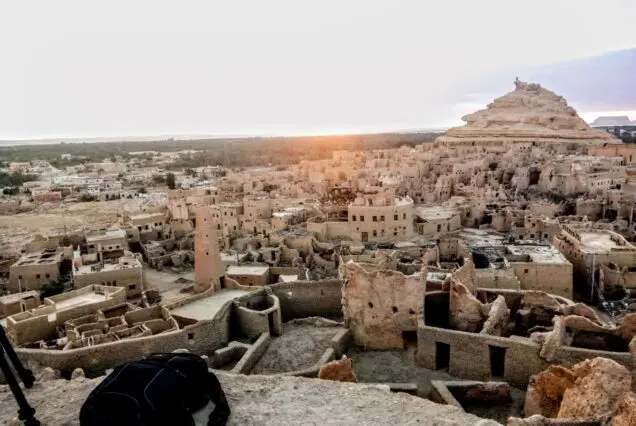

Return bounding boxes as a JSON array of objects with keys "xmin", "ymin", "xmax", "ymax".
[
  {"xmin": 416, "ymin": 322, "xmax": 635, "ymax": 388},
  {"xmin": 268, "ymin": 280, "xmax": 342, "ymax": 321},
  {"xmin": 510, "ymin": 262, "xmax": 573, "ymax": 299},
  {"xmin": 341, "ymin": 261, "xmax": 426, "ymax": 349}
]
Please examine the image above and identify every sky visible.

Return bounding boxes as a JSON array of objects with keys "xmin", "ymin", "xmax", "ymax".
[{"xmin": 1, "ymin": 0, "xmax": 635, "ymax": 140}]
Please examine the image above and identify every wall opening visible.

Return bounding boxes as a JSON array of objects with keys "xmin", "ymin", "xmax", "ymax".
[
  {"xmin": 402, "ymin": 330, "xmax": 417, "ymax": 350},
  {"xmin": 435, "ymin": 342, "xmax": 450, "ymax": 370},
  {"xmin": 489, "ymin": 345, "xmax": 506, "ymax": 377},
  {"xmin": 267, "ymin": 311, "xmax": 276, "ymax": 335}
]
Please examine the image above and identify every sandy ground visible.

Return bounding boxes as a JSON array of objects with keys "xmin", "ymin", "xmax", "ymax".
[{"xmin": 251, "ymin": 323, "xmax": 344, "ymax": 374}]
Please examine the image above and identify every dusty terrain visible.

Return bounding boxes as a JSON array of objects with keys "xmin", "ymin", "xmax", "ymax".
[
  {"xmin": 251, "ymin": 322, "xmax": 344, "ymax": 374},
  {"xmin": 0, "ymin": 372, "xmax": 497, "ymax": 425},
  {"xmin": 0, "ymin": 200, "xmax": 128, "ymax": 255}
]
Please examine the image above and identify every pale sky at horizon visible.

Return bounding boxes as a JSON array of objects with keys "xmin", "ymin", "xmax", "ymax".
[{"xmin": 1, "ymin": 0, "xmax": 635, "ymax": 140}]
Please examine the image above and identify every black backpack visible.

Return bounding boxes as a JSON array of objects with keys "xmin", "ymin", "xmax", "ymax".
[{"xmin": 80, "ymin": 353, "xmax": 230, "ymax": 426}]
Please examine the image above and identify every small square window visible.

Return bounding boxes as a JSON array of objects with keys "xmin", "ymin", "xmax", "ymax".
[
  {"xmin": 128, "ymin": 285, "xmax": 136, "ymax": 290},
  {"xmin": 394, "ymin": 214, "xmax": 398, "ymax": 221},
  {"xmin": 352, "ymin": 215, "xmax": 357, "ymax": 221},
  {"xmin": 45, "ymin": 273, "xmax": 50, "ymax": 279},
  {"xmin": 360, "ymin": 216, "xmax": 365, "ymax": 222},
  {"xmin": 372, "ymin": 216, "xmax": 377, "ymax": 222},
  {"xmin": 36, "ymin": 274, "xmax": 41, "ymax": 279},
  {"xmin": 380, "ymin": 215, "xmax": 385, "ymax": 221},
  {"xmin": 18, "ymin": 275, "xmax": 23, "ymax": 280},
  {"xmin": 524, "ymin": 269, "xmax": 529, "ymax": 274}
]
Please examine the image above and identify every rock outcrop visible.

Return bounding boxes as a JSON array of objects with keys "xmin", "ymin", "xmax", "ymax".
[
  {"xmin": 524, "ymin": 366, "xmax": 576, "ymax": 418},
  {"xmin": 435, "ymin": 80, "xmax": 618, "ymax": 146},
  {"xmin": 522, "ymin": 357, "xmax": 632, "ymax": 424},
  {"xmin": 613, "ymin": 392, "xmax": 636, "ymax": 426},
  {"xmin": 557, "ymin": 357, "xmax": 631, "ymax": 421},
  {"xmin": 318, "ymin": 355, "xmax": 357, "ymax": 383},
  {"xmin": 620, "ymin": 313, "xmax": 636, "ymax": 342},
  {"xmin": 557, "ymin": 358, "xmax": 632, "ymax": 419}
]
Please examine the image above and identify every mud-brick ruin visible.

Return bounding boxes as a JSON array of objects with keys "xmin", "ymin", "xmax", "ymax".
[{"xmin": 4, "ymin": 81, "xmax": 636, "ymax": 424}]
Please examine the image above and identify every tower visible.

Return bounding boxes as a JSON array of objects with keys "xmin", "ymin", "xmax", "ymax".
[{"xmin": 194, "ymin": 206, "xmax": 224, "ymax": 292}]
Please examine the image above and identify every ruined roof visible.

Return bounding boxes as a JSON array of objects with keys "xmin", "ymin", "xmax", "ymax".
[
  {"xmin": 436, "ymin": 81, "xmax": 619, "ymax": 145},
  {"xmin": 504, "ymin": 243, "xmax": 570, "ymax": 265}
]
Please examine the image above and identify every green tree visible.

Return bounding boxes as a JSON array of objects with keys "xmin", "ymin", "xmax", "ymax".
[
  {"xmin": 2, "ymin": 187, "xmax": 19, "ymax": 195},
  {"xmin": 184, "ymin": 168, "xmax": 197, "ymax": 177},
  {"xmin": 153, "ymin": 175, "xmax": 165, "ymax": 184},
  {"xmin": 166, "ymin": 172, "xmax": 176, "ymax": 189}
]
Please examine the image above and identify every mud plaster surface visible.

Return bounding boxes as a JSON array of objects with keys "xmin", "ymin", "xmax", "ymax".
[{"xmin": 251, "ymin": 323, "xmax": 345, "ymax": 374}]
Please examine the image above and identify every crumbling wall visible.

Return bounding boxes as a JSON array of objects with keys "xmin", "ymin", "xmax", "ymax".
[
  {"xmin": 269, "ymin": 280, "xmax": 342, "ymax": 321},
  {"xmin": 340, "ymin": 260, "xmax": 426, "ymax": 349},
  {"xmin": 417, "ymin": 319, "xmax": 636, "ymax": 388}
]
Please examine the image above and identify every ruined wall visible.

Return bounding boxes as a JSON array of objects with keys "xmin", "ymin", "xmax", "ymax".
[
  {"xmin": 416, "ymin": 323, "xmax": 635, "ymax": 388},
  {"xmin": 510, "ymin": 262, "xmax": 573, "ymax": 299},
  {"xmin": 15, "ymin": 302, "xmax": 232, "ymax": 375},
  {"xmin": 340, "ymin": 261, "xmax": 426, "ymax": 349},
  {"xmin": 452, "ymin": 259, "xmax": 477, "ymax": 291},
  {"xmin": 475, "ymin": 268, "xmax": 521, "ymax": 290},
  {"xmin": 269, "ymin": 280, "xmax": 342, "ymax": 321}
]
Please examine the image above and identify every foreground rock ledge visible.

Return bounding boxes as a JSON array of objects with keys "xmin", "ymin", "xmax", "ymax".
[{"xmin": 0, "ymin": 372, "xmax": 498, "ymax": 425}]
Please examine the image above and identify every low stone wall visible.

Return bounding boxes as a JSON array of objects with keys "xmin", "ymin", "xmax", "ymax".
[
  {"xmin": 416, "ymin": 322, "xmax": 635, "ymax": 388},
  {"xmin": 429, "ymin": 380, "xmax": 463, "ymax": 409},
  {"xmin": 232, "ymin": 332, "xmax": 271, "ymax": 374},
  {"xmin": 269, "ymin": 280, "xmax": 342, "ymax": 321},
  {"xmin": 331, "ymin": 328, "xmax": 352, "ymax": 358}
]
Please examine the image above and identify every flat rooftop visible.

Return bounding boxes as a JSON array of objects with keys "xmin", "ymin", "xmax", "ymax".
[
  {"xmin": 577, "ymin": 231, "xmax": 624, "ymax": 253},
  {"xmin": 415, "ymin": 206, "xmax": 458, "ymax": 221},
  {"xmin": 455, "ymin": 228, "xmax": 506, "ymax": 247},
  {"xmin": 48, "ymin": 292, "xmax": 108, "ymax": 322},
  {"xmin": 86, "ymin": 229, "xmax": 126, "ymax": 242},
  {"xmin": 75, "ymin": 257, "xmax": 142, "ymax": 275},
  {"xmin": 13, "ymin": 250, "xmax": 64, "ymax": 267},
  {"xmin": 130, "ymin": 212, "xmax": 164, "ymax": 220},
  {"xmin": 170, "ymin": 289, "xmax": 249, "ymax": 320},
  {"xmin": 226, "ymin": 265, "xmax": 270, "ymax": 276}
]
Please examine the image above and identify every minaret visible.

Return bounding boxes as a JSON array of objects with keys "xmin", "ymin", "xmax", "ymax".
[{"xmin": 195, "ymin": 206, "xmax": 224, "ymax": 292}]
